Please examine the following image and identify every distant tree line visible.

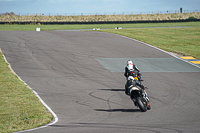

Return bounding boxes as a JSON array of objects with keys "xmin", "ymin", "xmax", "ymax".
[{"xmin": 1, "ymin": 12, "xmax": 15, "ymax": 15}]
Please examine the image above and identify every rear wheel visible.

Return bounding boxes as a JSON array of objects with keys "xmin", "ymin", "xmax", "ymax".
[{"xmin": 136, "ymin": 96, "xmax": 147, "ymax": 112}]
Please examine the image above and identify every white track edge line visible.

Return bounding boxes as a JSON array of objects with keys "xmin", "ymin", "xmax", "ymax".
[
  {"xmin": 1, "ymin": 50, "xmax": 58, "ymax": 132},
  {"xmin": 114, "ymin": 33, "xmax": 200, "ymax": 69},
  {"xmin": 2, "ymin": 32, "xmax": 199, "ymax": 131}
]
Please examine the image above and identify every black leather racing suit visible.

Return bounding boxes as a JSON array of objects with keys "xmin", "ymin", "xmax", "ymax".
[
  {"xmin": 124, "ymin": 65, "xmax": 144, "ymax": 95},
  {"xmin": 124, "ymin": 65, "xmax": 141, "ymax": 79}
]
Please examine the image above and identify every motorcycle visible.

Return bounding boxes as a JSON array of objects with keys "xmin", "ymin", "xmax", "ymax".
[{"xmin": 126, "ymin": 75, "xmax": 150, "ymax": 112}]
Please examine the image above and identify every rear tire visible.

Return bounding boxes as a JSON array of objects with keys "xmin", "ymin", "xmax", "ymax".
[{"xmin": 136, "ymin": 96, "xmax": 147, "ymax": 112}]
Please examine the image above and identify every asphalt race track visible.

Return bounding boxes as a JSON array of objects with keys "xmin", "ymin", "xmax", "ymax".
[{"xmin": 1, "ymin": 31, "xmax": 200, "ymax": 133}]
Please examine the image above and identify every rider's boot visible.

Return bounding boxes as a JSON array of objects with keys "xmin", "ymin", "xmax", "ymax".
[
  {"xmin": 147, "ymin": 102, "xmax": 151, "ymax": 110},
  {"xmin": 125, "ymin": 84, "xmax": 130, "ymax": 95}
]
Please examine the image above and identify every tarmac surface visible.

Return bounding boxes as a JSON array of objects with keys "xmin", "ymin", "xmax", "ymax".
[{"xmin": 1, "ymin": 31, "xmax": 200, "ymax": 133}]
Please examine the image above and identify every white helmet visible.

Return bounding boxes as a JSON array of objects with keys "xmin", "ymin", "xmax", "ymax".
[
  {"xmin": 126, "ymin": 60, "xmax": 133, "ymax": 70},
  {"xmin": 127, "ymin": 60, "xmax": 133, "ymax": 65},
  {"xmin": 128, "ymin": 76, "xmax": 134, "ymax": 80}
]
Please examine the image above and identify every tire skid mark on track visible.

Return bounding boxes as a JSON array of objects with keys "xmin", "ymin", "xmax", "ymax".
[
  {"xmin": 89, "ymin": 91, "xmax": 128, "ymax": 108},
  {"xmin": 1, "ymin": 31, "xmax": 200, "ymax": 133},
  {"xmin": 66, "ymin": 122, "xmax": 184, "ymax": 133}
]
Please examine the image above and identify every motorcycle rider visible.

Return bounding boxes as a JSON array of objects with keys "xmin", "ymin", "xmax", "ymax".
[
  {"xmin": 126, "ymin": 76, "xmax": 151, "ymax": 110},
  {"xmin": 124, "ymin": 60, "xmax": 145, "ymax": 95},
  {"xmin": 124, "ymin": 60, "xmax": 151, "ymax": 110},
  {"xmin": 124, "ymin": 60, "xmax": 142, "ymax": 81}
]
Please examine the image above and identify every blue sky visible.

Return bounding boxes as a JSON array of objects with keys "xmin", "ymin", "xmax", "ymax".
[{"xmin": 0, "ymin": 0, "xmax": 200, "ymax": 15}]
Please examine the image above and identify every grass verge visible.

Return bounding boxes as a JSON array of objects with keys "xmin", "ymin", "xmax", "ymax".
[
  {"xmin": 0, "ymin": 51, "xmax": 53, "ymax": 133},
  {"xmin": 102, "ymin": 22, "xmax": 200, "ymax": 59},
  {"xmin": 0, "ymin": 21, "xmax": 199, "ymax": 132},
  {"xmin": 0, "ymin": 22, "xmax": 199, "ymax": 31}
]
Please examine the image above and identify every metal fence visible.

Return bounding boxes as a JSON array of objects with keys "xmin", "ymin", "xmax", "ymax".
[{"xmin": 2, "ymin": 9, "xmax": 199, "ymax": 16}]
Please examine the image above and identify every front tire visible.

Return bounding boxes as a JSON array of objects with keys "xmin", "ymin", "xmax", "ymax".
[{"xmin": 136, "ymin": 96, "xmax": 147, "ymax": 112}]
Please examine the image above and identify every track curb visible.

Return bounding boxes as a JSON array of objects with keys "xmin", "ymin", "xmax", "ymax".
[
  {"xmin": 111, "ymin": 33, "xmax": 200, "ymax": 69},
  {"xmin": 0, "ymin": 48, "xmax": 58, "ymax": 132}
]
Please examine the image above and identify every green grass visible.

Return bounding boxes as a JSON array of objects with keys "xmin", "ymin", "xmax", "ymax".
[
  {"xmin": 0, "ymin": 21, "xmax": 199, "ymax": 132},
  {"xmin": 0, "ymin": 52, "xmax": 53, "ymax": 133},
  {"xmin": 102, "ymin": 22, "xmax": 200, "ymax": 59},
  {"xmin": 0, "ymin": 22, "xmax": 199, "ymax": 31}
]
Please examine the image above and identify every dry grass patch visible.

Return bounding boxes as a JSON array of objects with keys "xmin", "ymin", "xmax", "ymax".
[{"xmin": 0, "ymin": 12, "xmax": 200, "ymax": 22}]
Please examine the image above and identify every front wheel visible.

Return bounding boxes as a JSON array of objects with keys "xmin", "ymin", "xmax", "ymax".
[{"xmin": 136, "ymin": 96, "xmax": 147, "ymax": 112}]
